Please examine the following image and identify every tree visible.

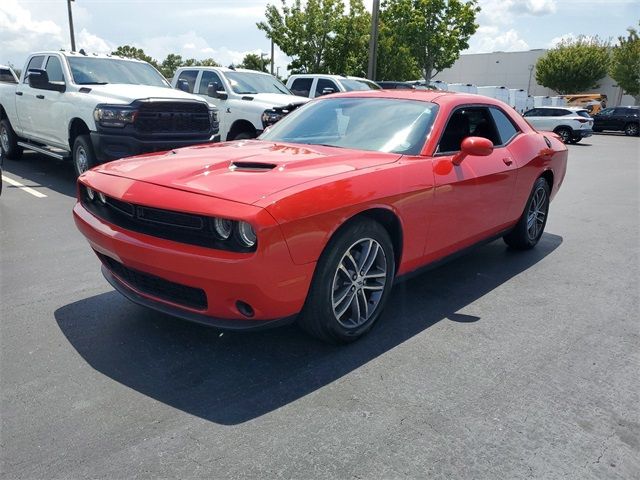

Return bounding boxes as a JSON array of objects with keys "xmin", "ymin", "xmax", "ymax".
[
  {"xmin": 610, "ymin": 24, "xmax": 640, "ymax": 105},
  {"xmin": 160, "ymin": 54, "xmax": 184, "ymax": 79},
  {"xmin": 111, "ymin": 45, "xmax": 159, "ymax": 70},
  {"xmin": 380, "ymin": 0, "xmax": 480, "ymax": 83},
  {"xmin": 257, "ymin": 0, "xmax": 370, "ymax": 75},
  {"xmin": 535, "ymin": 36, "xmax": 610, "ymax": 95},
  {"xmin": 238, "ymin": 53, "xmax": 269, "ymax": 72},
  {"xmin": 376, "ymin": 20, "xmax": 421, "ymax": 80}
]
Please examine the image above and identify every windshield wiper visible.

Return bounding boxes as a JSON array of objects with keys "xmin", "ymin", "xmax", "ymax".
[
  {"xmin": 236, "ymin": 91, "xmax": 258, "ymax": 94},
  {"xmin": 77, "ymin": 81, "xmax": 108, "ymax": 85}
]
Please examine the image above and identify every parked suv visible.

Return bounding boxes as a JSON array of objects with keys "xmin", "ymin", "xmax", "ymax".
[
  {"xmin": 523, "ymin": 107, "xmax": 593, "ymax": 143},
  {"xmin": 286, "ymin": 74, "xmax": 380, "ymax": 99},
  {"xmin": 0, "ymin": 51, "xmax": 219, "ymax": 176},
  {"xmin": 172, "ymin": 67, "xmax": 308, "ymax": 141},
  {"xmin": 592, "ymin": 106, "xmax": 639, "ymax": 136}
]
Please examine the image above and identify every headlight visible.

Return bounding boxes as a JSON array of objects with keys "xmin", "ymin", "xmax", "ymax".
[
  {"xmin": 236, "ymin": 221, "xmax": 256, "ymax": 247},
  {"xmin": 97, "ymin": 191, "xmax": 106, "ymax": 204},
  {"xmin": 213, "ymin": 217, "xmax": 233, "ymax": 240},
  {"xmin": 86, "ymin": 187, "xmax": 95, "ymax": 201},
  {"xmin": 261, "ymin": 109, "xmax": 284, "ymax": 128},
  {"xmin": 94, "ymin": 105, "xmax": 137, "ymax": 128},
  {"xmin": 209, "ymin": 109, "xmax": 219, "ymax": 123}
]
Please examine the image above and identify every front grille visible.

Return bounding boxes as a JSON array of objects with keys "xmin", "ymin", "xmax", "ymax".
[
  {"xmin": 134, "ymin": 101, "xmax": 211, "ymax": 134},
  {"xmin": 79, "ymin": 185, "xmax": 255, "ymax": 252},
  {"xmin": 97, "ymin": 252, "xmax": 207, "ymax": 310}
]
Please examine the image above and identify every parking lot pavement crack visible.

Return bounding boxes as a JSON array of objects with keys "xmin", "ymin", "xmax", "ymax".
[{"xmin": 591, "ymin": 432, "xmax": 616, "ymax": 465}]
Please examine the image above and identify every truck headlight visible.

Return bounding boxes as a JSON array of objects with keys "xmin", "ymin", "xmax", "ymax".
[
  {"xmin": 94, "ymin": 106, "xmax": 137, "ymax": 128},
  {"xmin": 261, "ymin": 109, "xmax": 284, "ymax": 128}
]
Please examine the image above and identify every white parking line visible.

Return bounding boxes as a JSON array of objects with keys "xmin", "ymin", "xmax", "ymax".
[{"xmin": 1, "ymin": 174, "xmax": 48, "ymax": 198}]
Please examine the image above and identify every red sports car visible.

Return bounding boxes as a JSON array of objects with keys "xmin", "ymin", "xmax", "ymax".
[{"xmin": 74, "ymin": 90, "xmax": 567, "ymax": 342}]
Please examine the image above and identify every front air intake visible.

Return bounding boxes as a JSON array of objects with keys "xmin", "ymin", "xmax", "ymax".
[{"xmin": 229, "ymin": 161, "xmax": 277, "ymax": 171}]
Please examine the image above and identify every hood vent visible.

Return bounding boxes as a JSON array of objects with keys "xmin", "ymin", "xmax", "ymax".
[{"xmin": 229, "ymin": 161, "xmax": 277, "ymax": 172}]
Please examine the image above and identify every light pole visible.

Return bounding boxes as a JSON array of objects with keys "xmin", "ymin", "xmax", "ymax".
[
  {"xmin": 67, "ymin": 0, "xmax": 76, "ymax": 52},
  {"xmin": 367, "ymin": 0, "xmax": 380, "ymax": 81},
  {"xmin": 527, "ymin": 64, "xmax": 534, "ymax": 95},
  {"xmin": 270, "ymin": 38, "xmax": 275, "ymax": 75},
  {"xmin": 260, "ymin": 52, "xmax": 267, "ymax": 72}
]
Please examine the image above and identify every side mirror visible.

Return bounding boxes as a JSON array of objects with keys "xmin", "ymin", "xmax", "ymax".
[
  {"xmin": 207, "ymin": 82, "xmax": 228, "ymax": 100},
  {"xmin": 27, "ymin": 69, "xmax": 65, "ymax": 92},
  {"xmin": 321, "ymin": 87, "xmax": 336, "ymax": 96},
  {"xmin": 177, "ymin": 79, "xmax": 190, "ymax": 92},
  {"xmin": 452, "ymin": 137, "xmax": 494, "ymax": 165}
]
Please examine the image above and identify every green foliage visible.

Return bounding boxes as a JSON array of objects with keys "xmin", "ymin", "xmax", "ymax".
[
  {"xmin": 257, "ymin": 0, "xmax": 370, "ymax": 75},
  {"xmin": 112, "ymin": 45, "xmax": 220, "ymax": 79},
  {"xmin": 609, "ymin": 23, "xmax": 640, "ymax": 103},
  {"xmin": 160, "ymin": 54, "xmax": 184, "ymax": 78},
  {"xmin": 535, "ymin": 36, "xmax": 610, "ymax": 95},
  {"xmin": 238, "ymin": 53, "xmax": 270, "ymax": 72},
  {"xmin": 380, "ymin": 0, "xmax": 479, "ymax": 82},
  {"xmin": 376, "ymin": 20, "xmax": 421, "ymax": 80}
]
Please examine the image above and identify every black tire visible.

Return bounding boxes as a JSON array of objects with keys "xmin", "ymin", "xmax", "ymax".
[
  {"xmin": 72, "ymin": 135, "xmax": 97, "ymax": 177},
  {"xmin": 0, "ymin": 118, "xmax": 23, "ymax": 160},
  {"xmin": 503, "ymin": 177, "xmax": 550, "ymax": 250},
  {"xmin": 298, "ymin": 218, "xmax": 396, "ymax": 343},
  {"xmin": 554, "ymin": 127, "xmax": 571, "ymax": 144},
  {"xmin": 572, "ymin": 137, "xmax": 581, "ymax": 143},
  {"xmin": 230, "ymin": 131, "xmax": 254, "ymax": 141},
  {"xmin": 624, "ymin": 122, "xmax": 639, "ymax": 136}
]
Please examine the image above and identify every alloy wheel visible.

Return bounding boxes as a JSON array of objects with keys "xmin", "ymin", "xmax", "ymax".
[
  {"xmin": 0, "ymin": 126, "xmax": 9, "ymax": 153},
  {"xmin": 75, "ymin": 146, "xmax": 88, "ymax": 174},
  {"xmin": 331, "ymin": 238, "xmax": 387, "ymax": 329},
  {"xmin": 526, "ymin": 186, "xmax": 548, "ymax": 241},
  {"xmin": 557, "ymin": 129, "xmax": 570, "ymax": 143},
  {"xmin": 626, "ymin": 124, "xmax": 639, "ymax": 136}
]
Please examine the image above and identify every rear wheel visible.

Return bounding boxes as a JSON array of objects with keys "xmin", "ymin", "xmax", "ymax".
[
  {"xmin": 230, "ymin": 131, "xmax": 254, "ymax": 141},
  {"xmin": 554, "ymin": 127, "xmax": 571, "ymax": 144},
  {"xmin": 503, "ymin": 177, "xmax": 550, "ymax": 250},
  {"xmin": 298, "ymin": 218, "xmax": 395, "ymax": 343},
  {"xmin": 624, "ymin": 123, "xmax": 639, "ymax": 136},
  {"xmin": 72, "ymin": 135, "xmax": 97, "ymax": 177},
  {"xmin": 0, "ymin": 119, "xmax": 23, "ymax": 160}
]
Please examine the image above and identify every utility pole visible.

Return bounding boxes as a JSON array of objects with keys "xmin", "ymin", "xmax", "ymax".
[
  {"xmin": 367, "ymin": 0, "xmax": 380, "ymax": 81},
  {"xmin": 260, "ymin": 52, "xmax": 267, "ymax": 72},
  {"xmin": 270, "ymin": 38, "xmax": 275, "ymax": 75},
  {"xmin": 67, "ymin": 0, "xmax": 76, "ymax": 52},
  {"xmin": 527, "ymin": 64, "xmax": 534, "ymax": 95}
]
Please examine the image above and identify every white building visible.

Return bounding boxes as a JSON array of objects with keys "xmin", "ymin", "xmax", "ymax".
[{"xmin": 432, "ymin": 49, "xmax": 635, "ymax": 107}]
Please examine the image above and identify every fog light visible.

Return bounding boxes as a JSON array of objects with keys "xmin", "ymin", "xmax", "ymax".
[{"xmin": 236, "ymin": 300, "xmax": 255, "ymax": 318}]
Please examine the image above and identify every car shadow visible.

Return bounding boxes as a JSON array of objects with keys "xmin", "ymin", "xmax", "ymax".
[
  {"xmin": 2, "ymin": 152, "xmax": 77, "ymax": 197},
  {"xmin": 55, "ymin": 233, "xmax": 563, "ymax": 425}
]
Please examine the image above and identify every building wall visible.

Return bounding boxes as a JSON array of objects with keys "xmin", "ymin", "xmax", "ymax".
[{"xmin": 432, "ymin": 50, "xmax": 635, "ymax": 107}]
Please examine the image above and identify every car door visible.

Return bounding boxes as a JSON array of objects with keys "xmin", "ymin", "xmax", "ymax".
[
  {"xmin": 32, "ymin": 55, "xmax": 68, "ymax": 147},
  {"xmin": 289, "ymin": 77, "xmax": 314, "ymax": 98},
  {"xmin": 523, "ymin": 108, "xmax": 549, "ymax": 131},
  {"xmin": 427, "ymin": 105, "xmax": 519, "ymax": 255},
  {"xmin": 14, "ymin": 55, "xmax": 45, "ymax": 139},
  {"xmin": 594, "ymin": 108, "xmax": 614, "ymax": 130},
  {"xmin": 612, "ymin": 108, "xmax": 629, "ymax": 130},
  {"xmin": 197, "ymin": 70, "xmax": 231, "ymax": 138},
  {"xmin": 314, "ymin": 78, "xmax": 339, "ymax": 97}
]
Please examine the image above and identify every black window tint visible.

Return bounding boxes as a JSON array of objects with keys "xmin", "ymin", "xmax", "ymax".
[
  {"xmin": 315, "ymin": 78, "xmax": 338, "ymax": 96},
  {"xmin": 599, "ymin": 108, "xmax": 614, "ymax": 116},
  {"xmin": 613, "ymin": 108, "xmax": 627, "ymax": 115},
  {"xmin": 523, "ymin": 109, "xmax": 538, "ymax": 117},
  {"xmin": 577, "ymin": 111, "xmax": 591, "ymax": 119},
  {"xmin": 439, "ymin": 107, "xmax": 500, "ymax": 152},
  {"xmin": 0, "ymin": 69, "xmax": 17, "ymax": 83},
  {"xmin": 176, "ymin": 70, "xmax": 198, "ymax": 93},
  {"xmin": 198, "ymin": 70, "xmax": 223, "ymax": 94},
  {"xmin": 24, "ymin": 56, "xmax": 44, "ymax": 82},
  {"xmin": 45, "ymin": 56, "xmax": 64, "ymax": 82},
  {"xmin": 490, "ymin": 108, "xmax": 519, "ymax": 145},
  {"xmin": 555, "ymin": 109, "xmax": 571, "ymax": 116},
  {"xmin": 290, "ymin": 78, "xmax": 313, "ymax": 97}
]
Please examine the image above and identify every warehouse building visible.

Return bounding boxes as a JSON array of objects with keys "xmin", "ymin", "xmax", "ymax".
[{"xmin": 433, "ymin": 49, "xmax": 635, "ymax": 107}]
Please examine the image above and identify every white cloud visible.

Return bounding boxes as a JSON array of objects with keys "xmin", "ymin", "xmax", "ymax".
[
  {"xmin": 510, "ymin": 0, "xmax": 557, "ymax": 16},
  {"xmin": 0, "ymin": 0, "xmax": 64, "ymax": 58},
  {"xmin": 76, "ymin": 28, "xmax": 113, "ymax": 54},
  {"xmin": 548, "ymin": 32, "xmax": 575, "ymax": 47},
  {"xmin": 469, "ymin": 26, "xmax": 530, "ymax": 53}
]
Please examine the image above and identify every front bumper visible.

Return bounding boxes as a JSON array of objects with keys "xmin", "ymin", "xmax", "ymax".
[
  {"xmin": 73, "ymin": 174, "xmax": 316, "ymax": 328},
  {"xmin": 90, "ymin": 132, "xmax": 221, "ymax": 163}
]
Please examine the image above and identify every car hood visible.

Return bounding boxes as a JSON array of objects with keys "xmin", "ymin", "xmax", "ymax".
[
  {"xmin": 243, "ymin": 92, "xmax": 309, "ymax": 108},
  {"xmin": 84, "ymin": 84, "xmax": 210, "ymax": 106},
  {"xmin": 95, "ymin": 140, "xmax": 400, "ymax": 205}
]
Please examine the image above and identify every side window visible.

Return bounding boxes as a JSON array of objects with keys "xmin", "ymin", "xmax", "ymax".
[
  {"xmin": 24, "ymin": 56, "xmax": 45, "ymax": 83},
  {"xmin": 315, "ymin": 78, "xmax": 338, "ymax": 96},
  {"xmin": 438, "ymin": 107, "xmax": 500, "ymax": 153},
  {"xmin": 290, "ymin": 78, "xmax": 313, "ymax": 97},
  {"xmin": 523, "ymin": 109, "xmax": 539, "ymax": 117},
  {"xmin": 599, "ymin": 108, "xmax": 614, "ymax": 116},
  {"xmin": 613, "ymin": 108, "xmax": 627, "ymax": 116},
  {"xmin": 198, "ymin": 71, "xmax": 224, "ymax": 94},
  {"xmin": 555, "ymin": 109, "xmax": 571, "ymax": 116},
  {"xmin": 176, "ymin": 70, "xmax": 198, "ymax": 93},
  {"xmin": 0, "ymin": 69, "xmax": 17, "ymax": 83},
  {"xmin": 490, "ymin": 108, "xmax": 520, "ymax": 145},
  {"xmin": 45, "ymin": 56, "xmax": 65, "ymax": 83}
]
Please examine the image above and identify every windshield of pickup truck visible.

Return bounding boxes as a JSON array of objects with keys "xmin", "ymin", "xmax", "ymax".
[
  {"xmin": 67, "ymin": 57, "xmax": 169, "ymax": 87},
  {"xmin": 225, "ymin": 71, "xmax": 291, "ymax": 95},
  {"xmin": 341, "ymin": 78, "xmax": 381, "ymax": 91}
]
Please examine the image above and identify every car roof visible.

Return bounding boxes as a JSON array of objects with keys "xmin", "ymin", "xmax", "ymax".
[
  {"xmin": 30, "ymin": 51, "xmax": 148, "ymax": 63},
  {"xmin": 321, "ymin": 89, "xmax": 514, "ymax": 108},
  {"xmin": 289, "ymin": 74, "xmax": 369, "ymax": 81},
  {"xmin": 178, "ymin": 66, "xmax": 273, "ymax": 75}
]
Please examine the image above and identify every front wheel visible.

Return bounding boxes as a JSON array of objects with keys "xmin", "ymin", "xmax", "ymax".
[
  {"xmin": 298, "ymin": 218, "xmax": 395, "ymax": 343},
  {"xmin": 503, "ymin": 177, "xmax": 550, "ymax": 250},
  {"xmin": 72, "ymin": 135, "xmax": 97, "ymax": 177},
  {"xmin": 624, "ymin": 123, "xmax": 639, "ymax": 136},
  {"xmin": 0, "ymin": 119, "xmax": 23, "ymax": 160},
  {"xmin": 554, "ymin": 127, "xmax": 571, "ymax": 144}
]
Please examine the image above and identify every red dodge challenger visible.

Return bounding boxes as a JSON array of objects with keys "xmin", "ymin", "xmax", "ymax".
[{"xmin": 74, "ymin": 90, "xmax": 567, "ymax": 342}]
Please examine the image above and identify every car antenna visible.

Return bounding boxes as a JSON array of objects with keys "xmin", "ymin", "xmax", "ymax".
[{"xmin": 79, "ymin": 49, "xmax": 87, "ymax": 56}]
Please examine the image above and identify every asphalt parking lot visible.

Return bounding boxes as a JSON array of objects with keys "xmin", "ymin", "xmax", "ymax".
[{"xmin": 1, "ymin": 134, "xmax": 638, "ymax": 479}]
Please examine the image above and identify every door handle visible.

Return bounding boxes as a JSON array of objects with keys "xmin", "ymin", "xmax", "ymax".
[
  {"xmin": 15, "ymin": 91, "xmax": 23, "ymax": 96},
  {"xmin": 36, "ymin": 94, "xmax": 45, "ymax": 99},
  {"xmin": 502, "ymin": 158, "xmax": 513, "ymax": 166}
]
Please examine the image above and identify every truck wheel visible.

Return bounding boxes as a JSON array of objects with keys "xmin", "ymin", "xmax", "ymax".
[
  {"xmin": 0, "ymin": 119, "xmax": 23, "ymax": 160},
  {"xmin": 72, "ymin": 135, "xmax": 97, "ymax": 177},
  {"xmin": 624, "ymin": 123, "xmax": 639, "ymax": 136},
  {"xmin": 231, "ymin": 131, "xmax": 254, "ymax": 141}
]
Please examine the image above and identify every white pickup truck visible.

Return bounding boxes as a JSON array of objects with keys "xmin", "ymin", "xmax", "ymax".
[
  {"xmin": 0, "ymin": 51, "xmax": 220, "ymax": 176},
  {"xmin": 172, "ymin": 67, "xmax": 308, "ymax": 141}
]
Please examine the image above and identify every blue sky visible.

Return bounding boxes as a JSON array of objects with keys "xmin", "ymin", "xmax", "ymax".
[{"xmin": 1, "ymin": 0, "xmax": 638, "ymax": 73}]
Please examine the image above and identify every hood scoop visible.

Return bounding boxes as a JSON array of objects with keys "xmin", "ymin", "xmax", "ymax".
[{"xmin": 229, "ymin": 161, "xmax": 277, "ymax": 172}]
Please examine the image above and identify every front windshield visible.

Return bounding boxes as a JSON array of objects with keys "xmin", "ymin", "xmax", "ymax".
[
  {"xmin": 341, "ymin": 78, "xmax": 381, "ymax": 91},
  {"xmin": 225, "ymin": 71, "xmax": 291, "ymax": 95},
  {"xmin": 68, "ymin": 57, "xmax": 169, "ymax": 87},
  {"xmin": 260, "ymin": 97, "xmax": 438, "ymax": 155}
]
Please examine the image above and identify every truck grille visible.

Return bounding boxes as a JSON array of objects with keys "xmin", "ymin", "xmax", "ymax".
[
  {"xmin": 97, "ymin": 252, "xmax": 208, "ymax": 310},
  {"xmin": 134, "ymin": 101, "xmax": 211, "ymax": 135}
]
